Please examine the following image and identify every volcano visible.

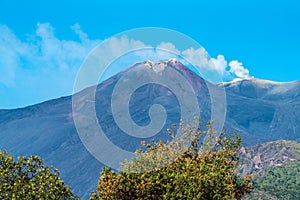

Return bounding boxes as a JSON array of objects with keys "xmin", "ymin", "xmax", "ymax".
[{"xmin": 0, "ymin": 59, "xmax": 299, "ymax": 198}]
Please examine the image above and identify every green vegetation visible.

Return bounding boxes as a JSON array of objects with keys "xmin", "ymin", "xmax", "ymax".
[
  {"xmin": 252, "ymin": 161, "xmax": 300, "ymax": 199},
  {"xmin": 91, "ymin": 120, "xmax": 253, "ymax": 200},
  {"xmin": 242, "ymin": 140, "xmax": 300, "ymax": 200},
  {"xmin": 0, "ymin": 151, "xmax": 78, "ymax": 200}
]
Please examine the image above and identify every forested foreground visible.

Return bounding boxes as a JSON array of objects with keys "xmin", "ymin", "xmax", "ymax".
[{"xmin": 1, "ymin": 120, "xmax": 299, "ymax": 199}]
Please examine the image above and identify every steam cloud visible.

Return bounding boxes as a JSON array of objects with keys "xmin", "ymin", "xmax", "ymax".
[{"xmin": 0, "ymin": 23, "xmax": 252, "ymax": 108}]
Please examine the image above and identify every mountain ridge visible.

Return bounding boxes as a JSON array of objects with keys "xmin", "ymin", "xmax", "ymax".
[{"xmin": 0, "ymin": 60, "xmax": 299, "ymax": 197}]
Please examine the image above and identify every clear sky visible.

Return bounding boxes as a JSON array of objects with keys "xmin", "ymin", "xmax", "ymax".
[{"xmin": 0, "ymin": 0, "xmax": 299, "ymax": 108}]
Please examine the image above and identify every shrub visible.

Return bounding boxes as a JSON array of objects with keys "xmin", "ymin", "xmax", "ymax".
[
  {"xmin": 0, "ymin": 151, "xmax": 78, "ymax": 200},
  {"xmin": 92, "ymin": 119, "xmax": 253, "ymax": 200}
]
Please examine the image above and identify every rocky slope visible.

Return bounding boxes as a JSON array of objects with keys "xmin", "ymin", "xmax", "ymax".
[
  {"xmin": 241, "ymin": 140, "xmax": 300, "ymax": 200},
  {"xmin": 240, "ymin": 140, "xmax": 300, "ymax": 175}
]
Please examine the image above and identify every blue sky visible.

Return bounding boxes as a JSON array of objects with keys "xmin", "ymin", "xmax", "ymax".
[{"xmin": 0, "ymin": 0, "xmax": 299, "ymax": 108}]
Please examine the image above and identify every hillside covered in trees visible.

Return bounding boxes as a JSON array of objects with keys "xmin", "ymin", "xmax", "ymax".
[{"xmin": 242, "ymin": 140, "xmax": 300, "ymax": 199}]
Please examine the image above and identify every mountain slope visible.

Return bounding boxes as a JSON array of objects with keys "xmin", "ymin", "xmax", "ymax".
[
  {"xmin": 0, "ymin": 60, "xmax": 300, "ymax": 197},
  {"xmin": 221, "ymin": 78, "xmax": 300, "ymax": 144},
  {"xmin": 241, "ymin": 140, "xmax": 300, "ymax": 199},
  {"xmin": 0, "ymin": 60, "xmax": 213, "ymax": 198},
  {"xmin": 240, "ymin": 140, "xmax": 300, "ymax": 176}
]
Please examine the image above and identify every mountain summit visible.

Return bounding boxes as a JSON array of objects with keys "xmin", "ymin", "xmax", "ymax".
[{"xmin": 0, "ymin": 60, "xmax": 299, "ymax": 197}]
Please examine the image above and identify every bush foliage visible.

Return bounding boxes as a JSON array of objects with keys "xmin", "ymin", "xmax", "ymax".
[
  {"xmin": 92, "ymin": 120, "xmax": 253, "ymax": 200},
  {"xmin": 0, "ymin": 151, "xmax": 78, "ymax": 200}
]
